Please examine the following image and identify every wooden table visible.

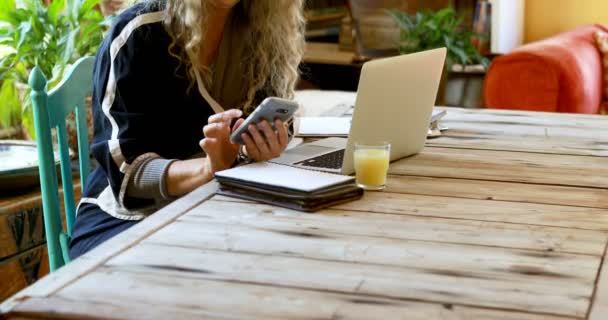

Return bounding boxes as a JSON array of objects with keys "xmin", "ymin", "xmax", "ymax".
[{"xmin": 2, "ymin": 107, "xmax": 608, "ymax": 319}]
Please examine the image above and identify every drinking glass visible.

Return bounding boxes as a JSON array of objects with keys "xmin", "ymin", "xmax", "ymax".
[{"xmin": 353, "ymin": 142, "xmax": 391, "ymax": 190}]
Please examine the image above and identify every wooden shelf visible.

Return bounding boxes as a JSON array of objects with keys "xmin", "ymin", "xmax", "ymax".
[{"xmin": 303, "ymin": 42, "xmax": 357, "ymax": 66}]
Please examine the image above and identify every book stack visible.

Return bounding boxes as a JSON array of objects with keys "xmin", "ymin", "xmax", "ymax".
[
  {"xmin": 305, "ymin": 6, "xmax": 349, "ymax": 42},
  {"xmin": 215, "ymin": 162, "xmax": 363, "ymax": 212}
]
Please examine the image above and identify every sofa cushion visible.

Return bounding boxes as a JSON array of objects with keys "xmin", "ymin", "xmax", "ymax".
[{"xmin": 485, "ymin": 25, "xmax": 607, "ymax": 114}]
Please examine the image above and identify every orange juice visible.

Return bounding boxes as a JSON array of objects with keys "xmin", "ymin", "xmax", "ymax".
[{"xmin": 354, "ymin": 148, "xmax": 390, "ymax": 190}]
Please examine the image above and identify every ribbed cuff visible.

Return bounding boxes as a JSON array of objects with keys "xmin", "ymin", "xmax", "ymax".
[{"xmin": 126, "ymin": 158, "xmax": 177, "ymax": 201}]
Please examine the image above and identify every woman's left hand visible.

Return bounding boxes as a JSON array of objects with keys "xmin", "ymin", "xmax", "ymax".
[{"xmin": 241, "ymin": 119, "xmax": 289, "ymax": 162}]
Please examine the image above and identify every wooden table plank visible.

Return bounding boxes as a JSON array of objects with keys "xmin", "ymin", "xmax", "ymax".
[
  {"xmin": 441, "ymin": 107, "xmax": 608, "ymax": 127},
  {"xmin": 383, "ymin": 176, "xmax": 608, "ymax": 209},
  {"xmin": 186, "ymin": 200, "xmax": 608, "ymax": 255},
  {"xmin": 429, "ymin": 107, "xmax": 608, "ymax": 155},
  {"xmin": 21, "ymin": 270, "xmax": 569, "ymax": 320},
  {"xmin": 391, "ymin": 147, "xmax": 608, "ymax": 188},
  {"xmin": 334, "ymin": 191, "xmax": 608, "ymax": 231},
  {"xmin": 589, "ymin": 244, "xmax": 608, "ymax": 320},
  {"xmin": 103, "ymin": 243, "xmax": 592, "ymax": 317},
  {"xmin": 157, "ymin": 214, "xmax": 600, "ymax": 280}
]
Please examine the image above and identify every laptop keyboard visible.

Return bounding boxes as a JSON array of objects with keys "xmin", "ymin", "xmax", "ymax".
[{"xmin": 294, "ymin": 149, "xmax": 344, "ymax": 170}]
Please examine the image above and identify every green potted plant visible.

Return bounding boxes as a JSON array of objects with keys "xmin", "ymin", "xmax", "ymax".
[
  {"xmin": 0, "ymin": 0, "xmax": 109, "ymax": 142},
  {"xmin": 387, "ymin": 8, "xmax": 489, "ymax": 69},
  {"xmin": 386, "ymin": 8, "xmax": 489, "ymax": 105}
]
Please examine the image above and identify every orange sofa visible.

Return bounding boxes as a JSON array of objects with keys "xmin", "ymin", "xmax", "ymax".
[{"xmin": 484, "ymin": 25, "xmax": 608, "ymax": 114}]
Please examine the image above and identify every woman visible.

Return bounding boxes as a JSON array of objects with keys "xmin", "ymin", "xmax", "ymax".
[{"xmin": 70, "ymin": 0, "xmax": 305, "ymax": 258}]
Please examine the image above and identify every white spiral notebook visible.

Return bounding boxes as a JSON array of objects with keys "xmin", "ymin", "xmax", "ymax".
[
  {"xmin": 215, "ymin": 162, "xmax": 354, "ymax": 193},
  {"xmin": 214, "ymin": 162, "xmax": 363, "ymax": 212}
]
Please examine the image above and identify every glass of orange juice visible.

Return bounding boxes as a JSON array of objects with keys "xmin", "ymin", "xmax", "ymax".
[{"xmin": 354, "ymin": 142, "xmax": 391, "ymax": 191}]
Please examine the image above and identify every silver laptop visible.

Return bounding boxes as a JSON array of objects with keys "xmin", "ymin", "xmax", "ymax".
[{"xmin": 271, "ymin": 47, "xmax": 447, "ymax": 175}]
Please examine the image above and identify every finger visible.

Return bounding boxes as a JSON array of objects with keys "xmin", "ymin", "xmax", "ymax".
[
  {"xmin": 248, "ymin": 124, "xmax": 271, "ymax": 157},
  {"xmin": 208, "ymin": 109, "xmax": 243, "ymax": 124},
  {"xmin": 276, "ymin": 119, "xmax": 289, "ymax": 149},
  {"xmin": 259, "ymin": 120, "xmax": 280, "ymax": 157},
  {"xmin": 199, "ymin": 138, "xmax": 217, "ymax": 153},
  {"xmin": 242, "ymin": 133, "xmax": 260, "ymax": 160},
  {"xmin": 232, "ymin": 118, "xmax": 246, "ymax": 132},
  {"xmin": 203, "ymin": 122, "xmax": 227, "ymax": 138},
  {"xmin": 203, "ymin": 123, "xmax": 218, "ymax": 137}
]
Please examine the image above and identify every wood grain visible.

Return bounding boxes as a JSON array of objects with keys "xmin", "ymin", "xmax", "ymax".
[
  {"xmin": 0, "ymin": 260, "xmax": 27, "ymax": 304},
  {"xmin": 0, "ymin": 182, "xmax": 218, "ymax": 313},
  {"xmin": 192, "ymin": 200, "xmax": 608, "ymax": 255},
  {"xmin": 155, "ymin": 216, "xmax": 600, "ymax": 281},
  {"xmin": 390, "ymin": 147, "xmax": 608, "ymax": 188},
  {"xmin": 2, "ymin": 108, "xmax": 608, "ymax": 320},
  {"xmin": 589, "ymin": 244, "xmax": 608, "ymax": 320},
  {"xmin": 439, "ymin": 106, "xmax": 608, "ymax": 125},
  {"xmin": 382, "ymin": 175, "xmax": 608, "ymax": 209},
  {"xmin": 333, "ymin": 191, "xmax": 608, "ymax": 231},
  {"xmin": 0, "ymin": 245, "xmax": 48, "ymax": 302},
  {"xmin": 104, "ymin": 243, "xmax": 592, "ymax": 317},
  {"xmin": 0, "ymin": 216, "xmax": 18, "ymax": 262},
  {"xmin": 427, "ymin": 107, "xmax": 608, "ymax": 156},
  {"xmin": 0, "ymin": 180, "xmax": 81, "ymax": 261},
  {"xmin": 12, "ymin": 272, "xmax": 564, "ymax": 320},
  {"xmin": 0, "ymin": 208, "xmax": 45, "ymax": 261},
  {"xmin": 304, "ymin": 42, "xmax": 356, "ymax": 66}
]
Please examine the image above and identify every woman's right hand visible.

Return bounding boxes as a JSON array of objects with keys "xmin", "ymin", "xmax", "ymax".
[{"xmin": 200, "ymin": 109, "xmax": 244, "ymax": 174}]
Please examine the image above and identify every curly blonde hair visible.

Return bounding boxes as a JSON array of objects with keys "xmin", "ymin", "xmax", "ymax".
[{"xmin": 142, "ymin": 0, "xmax": 305, "ymax": 112}]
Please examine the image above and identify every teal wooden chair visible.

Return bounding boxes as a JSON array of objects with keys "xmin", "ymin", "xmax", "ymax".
[{"xmin": 29, "ymin": 57, "xmax": 95, "ymax": 272}]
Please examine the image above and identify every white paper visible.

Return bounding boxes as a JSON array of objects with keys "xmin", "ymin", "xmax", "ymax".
[
  {"xmin": 297, "ymin": 110, "xmax": 446, "ymax": 138},
  {"xmin": 296, "ymin": 117, "xmax": 351, "ymax": 137},
  {"xmin": 216, "ymin": 162, "xmax": 354, "ymax": 193}
]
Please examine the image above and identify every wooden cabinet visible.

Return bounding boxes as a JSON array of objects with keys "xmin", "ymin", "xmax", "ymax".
[{"xmin": 0, "ymin": 181, "xmax": 80, "ymax": 302}]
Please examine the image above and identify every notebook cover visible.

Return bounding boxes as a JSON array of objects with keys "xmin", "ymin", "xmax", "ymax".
[
  {"xmin": 217, "ymin": 186, "xmax": 364, "ymax": 213},
  {"xmin": 216, "ymin": 178, "xmax": 359, "ymax": 200}
]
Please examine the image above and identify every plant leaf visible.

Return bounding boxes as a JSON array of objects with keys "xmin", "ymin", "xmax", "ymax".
[
  {"xmin": 48, "ymin": 0, "xmax": 66, "ymax": 24},
  {"xmin": 0, "ymin": 79, "xmax": 21, "ymax": 128},
  {"xmin": 0, "ymin": 0, "xmax": 16, "ymax": 23}
]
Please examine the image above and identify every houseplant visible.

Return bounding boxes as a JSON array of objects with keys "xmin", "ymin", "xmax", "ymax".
[
  {"xmin": 387, "ymin": 8, "xmax": 489, "ymax": 70},
  {"xmin": 387, "ymin": 8, "xmax": 489, "ymax": 106},
  {"xmin": 0, "ymin": 0, "xmax": 109, "ymax": 139}
]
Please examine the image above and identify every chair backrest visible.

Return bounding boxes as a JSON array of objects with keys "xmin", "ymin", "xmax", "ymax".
[{"xmin": 28, "ymin": 56, "xmax": 95, "ymax": 271}]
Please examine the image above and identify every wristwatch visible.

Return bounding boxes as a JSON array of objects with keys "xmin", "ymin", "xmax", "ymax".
[{"xmin": 232, "ymin": 145, "xmax": 251, "ymax": 167}]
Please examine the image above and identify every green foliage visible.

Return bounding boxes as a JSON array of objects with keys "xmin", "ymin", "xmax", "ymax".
[
  {"xmin": 0, "ymin": 79, "xmax": 21, "ymax": 128},
  {"xmin": 387, "ymin": 8, "xmax": 489, "ymax": 69},
  {"xmin": 0, "ymin": 0, "xmax": 109, "ymax": 132}
]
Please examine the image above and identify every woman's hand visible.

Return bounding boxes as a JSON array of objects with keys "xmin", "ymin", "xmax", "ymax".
[
  {"xmin": 241, "ymin": 119, "xmax": 289, "ymax": 162},
  {"xmin": 201, "ymin": 109, "xmax": 289, "ymax": 173},
  {"xmin": 200, "ymin": 109, "xmax": 244, "ymax": 173},
  {"xmin": 166, "ymin": 109, "xmax": 243, "ymax": 197}
]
